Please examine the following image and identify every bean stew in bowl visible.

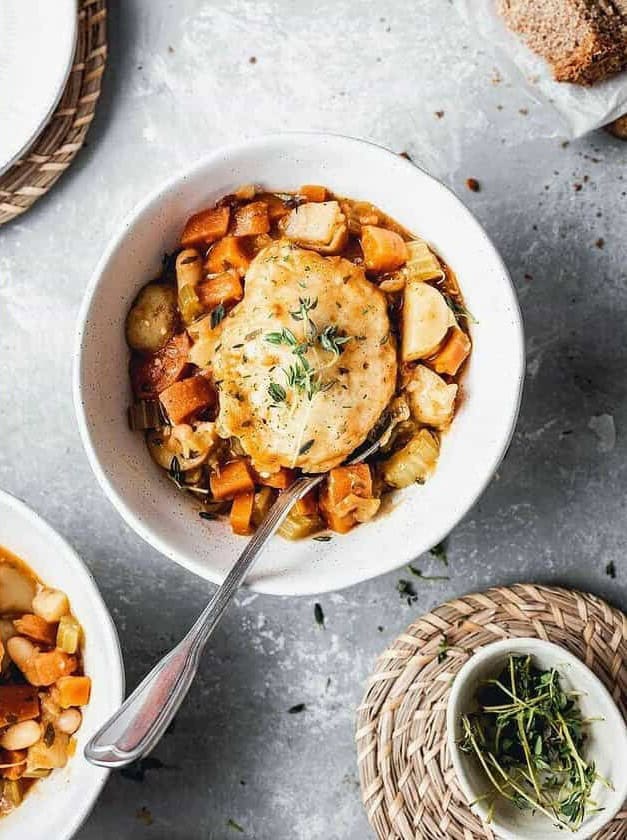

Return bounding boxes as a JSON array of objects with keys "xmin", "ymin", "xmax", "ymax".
[
  {"xmin": 0, "ymin": 489, "xmax": 123, "ymax": 838},
  {"xmin": 125, "ymin": 185, "xmax": 472, "ymax": 540},
  {"xmin": 0, "ymin": 548, "xmax": 90, "ymax": 816}
]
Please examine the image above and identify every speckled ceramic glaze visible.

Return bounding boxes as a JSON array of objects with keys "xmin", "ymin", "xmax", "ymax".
[
  {"xmin": 0, "ymin": 490, "xmax": 124, "ymax": 839},
  {"xmin": 73, "ymin": 133, "xmax": 524, "ymax": 595}
]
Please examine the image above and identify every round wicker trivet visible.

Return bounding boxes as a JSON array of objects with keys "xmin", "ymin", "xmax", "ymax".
[
  {"xmin": 0, "ymin": 0, "xmax": 107, "ymax": 226},
  {"xmin": 356, "ymin": 584, "xmax": 627, "ymax": 840}
]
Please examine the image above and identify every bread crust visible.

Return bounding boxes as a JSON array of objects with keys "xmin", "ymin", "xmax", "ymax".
[{"xmin": 498, "ymin": 0, "xmax": 627, "ymax": 85}]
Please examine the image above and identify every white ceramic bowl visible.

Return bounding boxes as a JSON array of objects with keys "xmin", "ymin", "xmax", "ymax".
[
  {"xmin": 0, "ymin": 490, "xmax": 124, "ymax": 840},
  {"xmin": 447, "ymin": 638, "xmax": 627, "ymax": 840},
  {"xmin": 74, "ymin": 132, "xmax": 524, "ymax": 595}
]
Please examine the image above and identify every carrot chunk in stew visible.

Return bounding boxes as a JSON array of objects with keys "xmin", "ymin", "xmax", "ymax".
[
  {"xmin": 360, "ymin": 225, "xmax": 409, "ymax": 273},
  {"xmin": 205, "ymin": 237, "xmax": 251, "ymax": 274},
  {"xmin": 431, "ymin": 326, "xmax": 471, "ymax": 376},
  {"xmin": 55, "ymin": 676, "xmax": 92, "ymax": 708},
  {"xmin": 231, "ymin": 201, "xmax": 270, "ymax": 236},
  {"xmin": 181, "ymin": 205, "xmax": 230, "ymax": 247},
  {"xmin": 197, "ymin": 270, "xmax": 243, "ymax": 310},
  {"xmin": 159, "ymin": 376, "xmax": 216, "ymax": 425},
  {"xmin": 210, "ymin": 459, "xmax": 255, "ymax": 500},
  {"xmin": 13, "ymin": 615, "xmax": 57, "ymax": 647},
  {"xmin": 229, "ymin": 491, "xmax": 255, "ymax": 536}
]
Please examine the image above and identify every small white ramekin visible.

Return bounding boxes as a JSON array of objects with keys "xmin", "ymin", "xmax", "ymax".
[{"xmin": 447, "ymin": 637, "xmax": 627, "ymax": 840}]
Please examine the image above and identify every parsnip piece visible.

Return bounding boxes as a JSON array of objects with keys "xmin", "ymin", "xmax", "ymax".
[
  {"xmin": 279, "ymin": 201, "xmax": 347, "ymax": 254},
  {"xmin": 402, "ymin": 281, "xmax": 455, "ymax": 362},
  {"xmin": 405, "ymin": 365, "xmax": 457, "ymax": 429}
]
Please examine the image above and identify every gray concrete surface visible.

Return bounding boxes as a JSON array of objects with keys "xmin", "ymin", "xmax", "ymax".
[{"xmin": 1, "ymin": 1, "xmax": 626, "ymax": 837}]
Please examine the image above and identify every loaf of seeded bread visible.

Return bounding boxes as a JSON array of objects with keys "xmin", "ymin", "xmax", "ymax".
[{"xmin": 498, "ymin": 0, "xmax": 627, "ymax": 85}]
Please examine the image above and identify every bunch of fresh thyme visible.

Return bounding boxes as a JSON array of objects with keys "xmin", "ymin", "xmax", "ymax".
[
  {"xmin": 265, "ymin": 297, "xmax": 352, "ymax": 403},
  {"xmin": 459, "ymin": 654, "xmax": 609, "ymax": 831}
]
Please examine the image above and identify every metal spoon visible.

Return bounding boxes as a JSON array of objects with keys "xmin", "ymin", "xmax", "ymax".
[{"xmin": 84, "ymin": 425, "xmax": 390, "ymax": 768}]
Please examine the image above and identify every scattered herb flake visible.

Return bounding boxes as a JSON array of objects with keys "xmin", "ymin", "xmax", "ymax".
[
  {"xmin": 605, "ymin": 561, "xmax": 617, "ymax": 578},
  {"xmin": 429, "ymin": 542, "xmax": 448, "ymax": 566},
  {"xmin": 267, "ymin": 382, "xmax": 287, "ymax": 403},
  {"xmin": 314, "ymin": 602, "xmax": 325, "ymax": 627},
  {"xmin": 199, "ymin": 511, "xmax": 217, "ymax": 521},
  {"xmin": 437, "ymin": 636, "xmax": 450, "ymax": 663},
  {"xmin": 299, "ymin": 439, "xmax": 315, "ymax": 455},
  {"xmin": 211, "ymin": 303, "xmax": 226, "ymax": 328},
  {"xmin": 407, "ymin": 564, "xmax": 449, "ymax": 582},
  {"xmin": 226, "ymin": 817, "xmax": 244, "ymax": 833},
  {"xmin": 288, "ymin": 703, "xmax": 306, "ymax": 714},
  {"xmin": 313, "ymin": 535, "xmax": 332, "ymax": 542}
]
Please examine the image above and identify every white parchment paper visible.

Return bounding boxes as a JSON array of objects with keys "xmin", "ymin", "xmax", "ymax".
[{"xmin": 456, "ymin": 0, "xmax": 627, "ymax": 137}]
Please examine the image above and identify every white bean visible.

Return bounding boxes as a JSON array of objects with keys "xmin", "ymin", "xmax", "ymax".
[
  {"xmin": 32, "ymin": 588, "xmax": 69, "ymax": 623},
  {"xmin": 0, "ymin": 720, "xmax": 41, "ymax": 750},
  {"xmin": 56, "ymin": 708, "xmax": 82, "ymax": 735},
  {"xmin": 6, "ymin": 636, "xmax": 36, "ymax": 669}
]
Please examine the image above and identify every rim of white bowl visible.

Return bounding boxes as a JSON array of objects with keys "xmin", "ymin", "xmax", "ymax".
[
  {"xmin": 72, "ymin": 131, "xmax": 525, "ymax": 595},
  {"xmin": 0, "ymin": 488, "xmax": 125, "ymax": 839},
  {"xmin": 446, "ymin": 637, "xmax": 627, "ymax": 840}
]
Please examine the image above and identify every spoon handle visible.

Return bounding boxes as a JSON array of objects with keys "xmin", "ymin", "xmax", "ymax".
[{"xmin": 84, "ymin": 474, "xmax": 321, "ymax": 768}]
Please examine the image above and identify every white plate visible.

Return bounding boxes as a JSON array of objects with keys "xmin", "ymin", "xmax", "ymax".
[
  {"xmin": 0, "ymin": 0, "xmax": 77, "ymax": 176},
  {"xmin": 447, "ymin": 638, "xmax": 627, "ymax": 840},
  {"xmin": 0, "ymin": 489, "xmax": 124, "ymax": 840},
  {"xmin": 74, "ymin": 133, "xmax": 525, "ymax": 596}
]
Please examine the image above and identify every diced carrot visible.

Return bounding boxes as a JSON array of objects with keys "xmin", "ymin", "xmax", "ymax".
[
  {"xmin": 360, "ymin": 225, "xmax": 409, "ymax": 273},
  {"xmin": 159, "ymin": 376, "xmax": 216, "ymax": 425},
  {"xmin": 56, "ymin": 675, "xmax": 91, "ymax": 708},
  {"xmin": 197, "ymin": 270, "xmax": 243, "ymax": 310},
  {"xmin": 320, "ymin": 507, "xmax": 354, "ymax": 534},
  {"xmin": 0, "ymin": 685, "xmax": 39, "ymax": 726},
  {"xmin": 0, "ymin": 749, "xmax": 27, "ymax": 780},
  {"xmin": 229, "ymin": 491, "xmax": 255, "ymax": 536},
  {"xmin": 210, "ymin": 459, "xmax": 255, "ymax": 501},
  {"xmin": 294, "ymin": 489, "xmax": 318, "ymax": 517},
  {"xmin": 255, "ymin": 468, "xmax": 296, "ymax": 490},
  {"xmin": 205, "ymin": 237, "xmax": 251, "ymax": 274},
  {"xmin": 319, "ymin": 464, "xmax": 374, "ymax": 534},
  {"xmin": 13, "ymin": 615, "xmax": 57, "ymax": 647},
  {"xmin": 263, "ymin": 193, "xmax": 291, "ymax": 221},
  {"xmin": 323, "ymin": 464, "xmax": 373, "ymax": 510},
  {"xmin": 431, "ymin": 326, "xmax": 471, "ymax": 376},
  {"xmin": 299, "ymin": 184, "xmax": 327, "ymax": 202},
  {"xmin": 231, "ymin": 201, "xmax": 270, "ymax": 236},
  {"xmin": 181, "ymin": 206, "xmax": 230, "ymax": 247},
  {"xmin": 23, "ymin": 650, "xmax": 77, "ymax": 687}
]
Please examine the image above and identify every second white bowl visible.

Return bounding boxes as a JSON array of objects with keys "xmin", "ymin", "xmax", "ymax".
[
  {"xmin": 0, "ymin": 489, "xmax": 124, "ymax": 839},
  {"xmin": 74, "ymin": 132, "xmax": 524, "ymax": 595}
]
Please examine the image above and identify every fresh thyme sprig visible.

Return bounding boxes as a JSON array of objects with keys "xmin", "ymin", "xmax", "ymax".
[
  {"xmin": 263, "ymin": 297, "xmax": 349, "ymax": 403},
  {"xmin": 459, "ymin": 654, "xmax": 609, "ymax": 832},
  {"xmin": 318, "ymin": 324, "xmax": 352, "ymax": 355}
]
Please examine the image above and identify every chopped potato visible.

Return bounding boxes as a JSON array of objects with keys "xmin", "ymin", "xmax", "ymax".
[
  {"xmin": 32, "ymin": 588, "xmax": 69, "ymax": 623},
  {"xmin": 405, "ymin": 365, "xmax": 458, "ymax": 429},
  {"xmin": 402, "ymin": 281, "xmax": 455, "ymax": 362},
  {"xmin": 125, "ymin": 284, "xmax": 177, "ymax": 353},
  {"xmin": 279, "ymin": 201, "xmax": 348, "ymax": 253}
]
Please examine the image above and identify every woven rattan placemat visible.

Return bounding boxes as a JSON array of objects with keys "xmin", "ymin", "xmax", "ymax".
[
  {"xmin": 356, "ymin": 584, "xmax": 627, "ymax": 839},
  {"xmin": 0, "ymin": 0, "xmax": 107, "ymax": 226}
]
